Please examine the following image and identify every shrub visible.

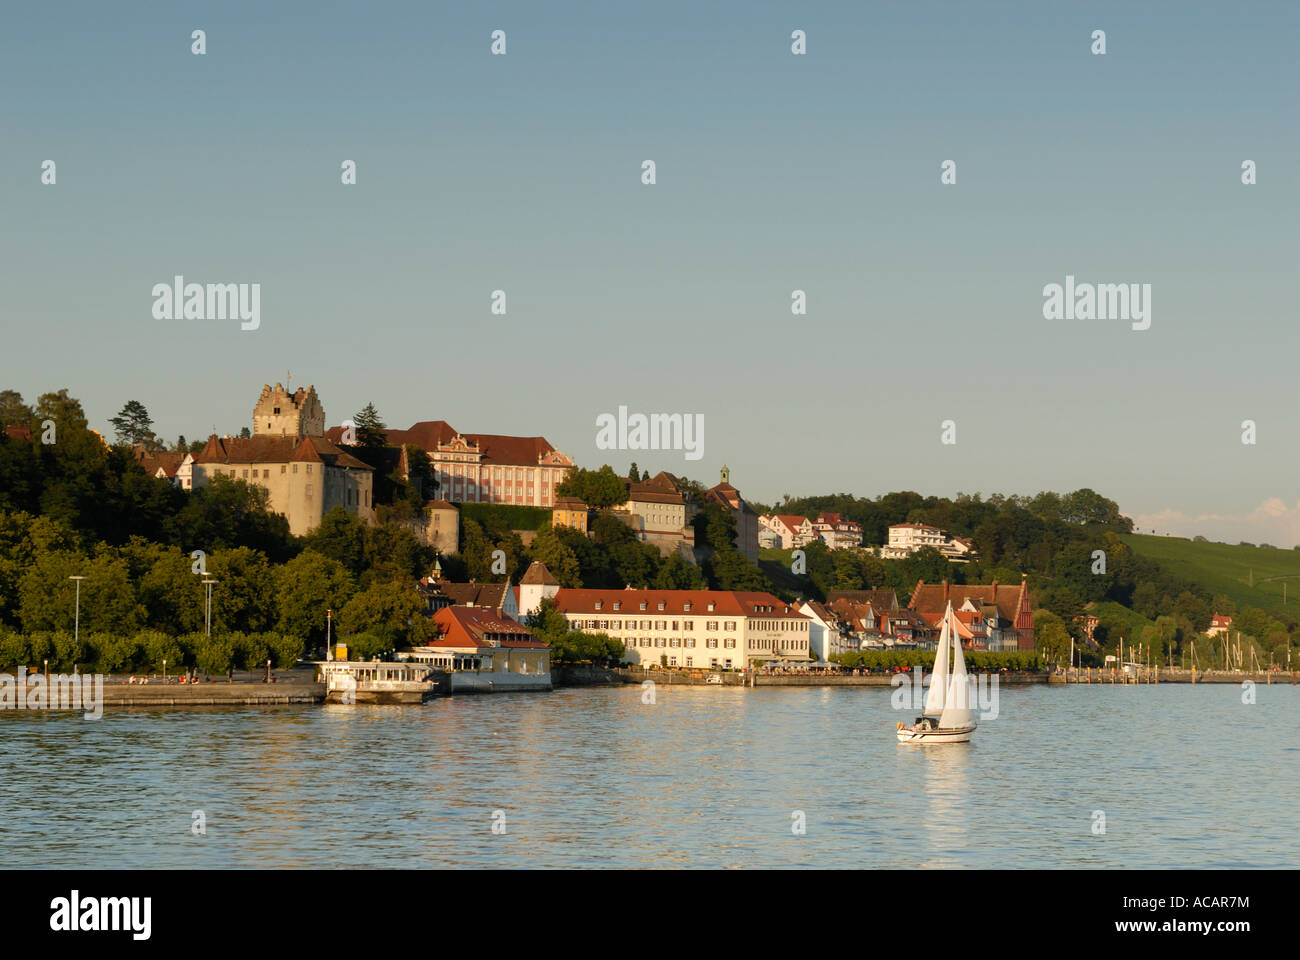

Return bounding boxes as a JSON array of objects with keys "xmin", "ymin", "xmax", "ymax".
[
  {"xmin": 51, "ymin": 631, "xmax": 84, "ymax": 671},
  {"xmin": 267, "ymin": 632, "xmax": 304, "ymax": 669},
  {"xmin": 88, "ymin": 632, "xmax": 139, "ymax": 674},
  {"xmin": 343, "ymin": 632, "xmax": 387, "ymax": 661},
  {"xmin": 235, "ymin": 632, "xmax": 270, "ymax": 672},
  {"xmin": 191, "ymin": 632, "xmax": 234, "ymax": 675},
  {"xmin": 136, "ymin": 630, "xmax": 184, "ymax": 672},
  {"xmin": 0, "ymin": 630, "xmax": 29, "ymax": 670}
]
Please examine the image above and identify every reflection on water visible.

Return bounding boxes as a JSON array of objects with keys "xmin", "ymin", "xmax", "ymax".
[{"xmin": 0, "ymin": 684, "xmax": 1296, "ymax": 868}]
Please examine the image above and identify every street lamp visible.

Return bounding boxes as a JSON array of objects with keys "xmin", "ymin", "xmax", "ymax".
[
  {"xmin": 202, "ymin": 579, "xmax": 219, "ymax": 637},
  {"xmin": 69, "ymin": 575, "xmax": 87, "ymax": 644}
]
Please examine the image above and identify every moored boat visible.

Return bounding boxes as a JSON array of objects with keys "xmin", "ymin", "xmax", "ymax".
[{"xmin": 319, "ymin": 661, "xmax": 441, "ymax": 704}]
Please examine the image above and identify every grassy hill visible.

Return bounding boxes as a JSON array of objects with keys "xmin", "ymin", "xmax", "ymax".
[{"xmin": 1120, "ymin": 534, "xmax": 1300, "ymax": 622}]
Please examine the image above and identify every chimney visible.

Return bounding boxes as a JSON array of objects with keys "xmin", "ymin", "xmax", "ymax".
[
  {"xmin": 991, "ymin": 578, "xmax": 998, "ymax": 597},
  {"xmin": 943, "ymin": 580, "xmax": 949, "ymax": 604}
]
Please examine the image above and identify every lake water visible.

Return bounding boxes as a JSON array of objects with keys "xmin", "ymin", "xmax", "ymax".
[{"xmin": 3, "ymin": 682, "xmax": 1296, "ymax": 868}]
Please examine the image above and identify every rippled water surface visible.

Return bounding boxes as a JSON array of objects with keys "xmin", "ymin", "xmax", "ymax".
[{"xmin": 2, "ymin": 683, "xmax": 1296, "ymax": 868}]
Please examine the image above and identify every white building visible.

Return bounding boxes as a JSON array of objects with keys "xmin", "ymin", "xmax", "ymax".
[{"xmin": 552, "ymin": 588, "xmax": 812, "ymax": 670}]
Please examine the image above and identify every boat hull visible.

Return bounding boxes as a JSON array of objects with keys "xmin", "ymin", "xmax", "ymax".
[
  {"xmin": 326, "ymin": 687, "xmax": 434, "ymax": 705},
  {"xmin": 896, "ymin": 724, "xmax": 976, "ymax": 744}
]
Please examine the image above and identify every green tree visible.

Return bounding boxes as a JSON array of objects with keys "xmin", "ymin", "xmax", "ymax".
[
  {"xmin": 109, "ymin": 400, "xmax": 160, "ymax": 448},
  {"xmin": 0, "ymin": 390, "xmax": 32, "ymax": 429},
  {"xmin": 527, "ymin": 527, "xmax": 582, "ymax": 587},
  {"xmin": 274, "ymin": 549, "xmax": 356, "ymax": 644},
  {"xmin": 208, "ymin": 547, "xmax": 276, "ymax": 634},
  {"xmin": 354, "ymin": 402, "xmax": 386, "ymax": 448},
  {"xmin": 338, "ymin": 581, "xmax": 432, "ymax": 648},
  {"xmin": 555, "ymin": 465, "xmax": 629, "ymax": 508}
]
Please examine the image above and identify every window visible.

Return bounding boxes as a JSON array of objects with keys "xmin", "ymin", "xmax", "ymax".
[
  {"xmin": 242, "ymin": 469, "xmax": 249, "ymax": 478},
  {"xmin": 639, "ymin": 601, "xmax": 647, "ymax": 611},
  {"xmin": 670, "ymin": 638, "xmax": 680, "ymax": 648},
  {"xmin": 686, "ymin": 657, "xmax": 693, "ymax": 667},
  {"xmin": 306, "ymin": 464, "xmax": 312, "ymax": 474},
  {"xmin": 707, "ymin": 639, "xmax": 718, "ymax": 649},
  {"xmin": 724, "ymin": 639, "xmax": 736, "ymax": 649},
  {"xmin": 686, "ymin": 639, "xmax": 696, "ymax": 648},
  {"xmin": 305, "ymin": 484, "xmax": 313, "ymax": 497},
  {"xmin": 683, "ymin": 602, "xmax": 692, "ymax": 612},
  {"xmin": 657, "ymin": 602, "xmax": 665, "ymax": 611},
  {"xmin": 293, "ymin": 464, "xmax": 298, "ymax": 474},
  {"xmin": 595, "ymin": 601, "xmax": 603, "ymax": 611},
  {"xmin": 683, "ymin": 620, "xmax": 694, "ymax": 630},
  {"xmin": 263, "ymin": 469, "xmax": 269, "ymax": 478},
  {"xmin": 280, "ymin": 465, "xmax": 286, "ymax": 474},
  {"xmin": 707, "ymin": 620, "xmax": 718, "ymax": 631},
  {"xmin": 613, "ymin": 602, "xmax": 621, "ymax": 611}
]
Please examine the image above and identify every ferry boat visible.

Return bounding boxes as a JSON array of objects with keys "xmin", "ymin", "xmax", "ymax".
[
  {"xmin": 318, "ymin": 660, "xmax": 442, "ymax": 704},
  {"xmin": 896, "ymin": 601, "xmax": 977, "ymax": 744}
]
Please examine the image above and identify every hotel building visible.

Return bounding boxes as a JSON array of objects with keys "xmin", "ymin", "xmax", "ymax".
[{"xmin": 551, "ymin": 589, "xmax": 812, "ymax": 670}]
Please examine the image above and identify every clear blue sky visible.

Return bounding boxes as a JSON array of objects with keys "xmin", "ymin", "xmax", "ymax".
[{"xmin": 2, "ymin": 2, "xmax": 1297, "ymax": 544}]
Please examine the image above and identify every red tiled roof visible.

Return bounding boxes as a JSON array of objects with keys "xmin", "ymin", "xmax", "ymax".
[
  {"xmin": 553, "ymin": 588, "xmax": 805, "ymax": 619},
  {"xmin": 909, "ymin": 578, "xmax": 1031, "ymax": 628},
  {"xmin": 430, "ymin": 605, "xmax": 547, "ymax": 648},
  {"xmin": 193, "ymin": 435, "xmax": 372, "ymax": 471},
  {"xmin": 2, "ymin": 425, "xmax": 32, "ymax": 441}
]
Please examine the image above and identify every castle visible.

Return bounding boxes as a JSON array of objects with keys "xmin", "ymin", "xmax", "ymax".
[{"xmin": 253, "ymin": 382, "xmax": 325, "ymax": 438}]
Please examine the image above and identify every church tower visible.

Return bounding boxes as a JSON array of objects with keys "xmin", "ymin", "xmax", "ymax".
[{"xmin": 253, "ymin": 382, "xmax": 325, "ymax": 437}]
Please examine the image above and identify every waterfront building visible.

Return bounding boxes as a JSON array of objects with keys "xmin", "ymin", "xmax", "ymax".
[
  {"xmin": 797, "ymin": 599, "xmax": 858, "ymax": 660},
  {"xmin": 551, "ymin": 588, "xmax": 811, "ymax": 669},
  {"xmin": 416, "ymin": 606, "xmax": 551, "ymax": 684},
  {"xmin": 1207, "ymin": 614, "xmax": 1232, "ymax": 638},
  {"xmin": 908, "ymin": 577, "xmax": 1034, "ymax": 652},
  {"xmin": 515, "ymin": 561, "xmax": 560, "ymax": 620}
]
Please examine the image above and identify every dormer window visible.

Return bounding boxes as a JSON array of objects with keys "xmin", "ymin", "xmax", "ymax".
[
  {"xmin": 683, "ymin": 603, "xmax": 691, "ymax": 612},
  {"xmin": 707, "ymin": 603, "xmax": 715, "ymax": 612},
  {"xmin": 613, "ymin": 602, "xmax": 621, "ymax": 611},
  {"xmin": 657, "ymin": 602, "xmax": 665, "ymax": 611},
  {"xmin": 594, "ymin": 601, "xmax": 603, "ymax": 611},
  {"xmin": 640, "ymin": 601, "xmax": 647, "ymax": 611}
]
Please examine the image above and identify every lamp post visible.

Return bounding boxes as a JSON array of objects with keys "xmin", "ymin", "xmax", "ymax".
[
  {"xmin": 69, "ymin": 575, "xmax": 87, "ymax": 644},
  {"xmin": 202, "ymin": 579, "xmax": 218, "ymax": 637}
]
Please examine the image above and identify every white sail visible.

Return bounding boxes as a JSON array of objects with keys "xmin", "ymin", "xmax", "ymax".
[
  {"xmin": 939, "ymin": 606, "xmax": 975, "ymax": 728},
  {"xmin": 923, "ymin": 601, "xmax": 951, "ymax": 716}
]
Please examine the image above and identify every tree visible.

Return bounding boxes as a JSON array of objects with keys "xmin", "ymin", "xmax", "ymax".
[
  {"xmin": 555, "ymin": 466, "xmax": 628, "ymax": 508},
  {"xmin": 109, "ymin": 400, "xmax": 159, "ymax": 448},
  {"xmin": 338, "ymin": 581, "xmax": 432, "ymax": 648},
  {"xmin": 208, "ymin": 547, "xmax": 276, "ymax": 634},
  {"xmin": 275, "ymin": 549, "xmax": 356, "ymax": 643},
  {"xmin": 354, "ymin": 403, "xmax": 386, "ymax": 448},
  {"xmin": 1033, "ymin": 609, "xmax": 1070, "ymax": 664},
  {"xmin": 0, "ymin": 390, "xmax": 32, "ymax": 429},
  {"xmin": 526, "ymin": 528, "xmax": 582, "ymax": 587},
  {"xmin": 304, "ymin": 507, "xmax": 367, "ymax": 577}
]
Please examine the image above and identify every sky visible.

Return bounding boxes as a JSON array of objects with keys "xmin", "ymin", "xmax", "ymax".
[{"xmin": 1, "ymin": 2, "xmax": 1297, "ymax": 545}]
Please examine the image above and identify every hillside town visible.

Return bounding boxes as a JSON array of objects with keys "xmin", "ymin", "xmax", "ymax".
[{"xmin": 0, "ymin": 379, "xmax": 1285, "ymax": 696}]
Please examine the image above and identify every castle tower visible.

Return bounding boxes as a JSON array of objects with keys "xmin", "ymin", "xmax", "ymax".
[{"xmin": 253, "ymin": 382, "xmax": 325, "ymax": 437}]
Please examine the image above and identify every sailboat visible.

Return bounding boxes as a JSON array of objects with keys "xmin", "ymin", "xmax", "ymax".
[{"xmin": 896, "ymin": 601, "xmax": 977, "ymax": 743}]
